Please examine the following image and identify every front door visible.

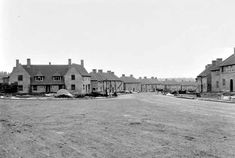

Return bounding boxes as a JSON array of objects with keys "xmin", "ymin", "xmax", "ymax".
[
  {"xmin": 230, "ymin": 79, "xmax": 233, "ymax": 92},
  {"xmin": 46, "ymin": 85, "xmax": 51, "ymax": 93}
]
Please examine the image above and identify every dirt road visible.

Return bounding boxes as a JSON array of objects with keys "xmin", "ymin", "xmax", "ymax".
[{"xmin": 0, "ymin": 93, "xmax": 235, "ymax": 158}]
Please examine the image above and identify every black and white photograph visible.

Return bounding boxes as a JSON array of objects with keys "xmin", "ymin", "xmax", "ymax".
[{"xmin": 0, "ymin": 0, "xmax": 235, "ymax": 157}]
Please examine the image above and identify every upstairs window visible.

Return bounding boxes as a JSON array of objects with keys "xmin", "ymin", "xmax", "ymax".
[
  {"xmin": 34, "ymin": 76, "xmax": 45, "ymax": 81},
  {"xmin": 71, "ymin": 75, "xmax": 75, "ymax": 80},
  {"xmin": 18, "ymin": 75, "xmax": 23, "ymax": 81},
  {"xmin": 52, "ymin": 76, "xmax": 62, "ymax": 81}
]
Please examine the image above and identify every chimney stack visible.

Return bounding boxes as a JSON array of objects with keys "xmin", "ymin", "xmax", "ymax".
[
  {"xmin": 151, "ymin": 76, "xmax": 154, "ymax": 79},
  {"xmin": 144, "ymin": 76, "xmax": 147, "ymax": 79},
  {"xmin": 130, "ymin": 74, "xmax": 133, "ymax": 77},
  {"xmin": 216, "ymin": 58, "xmax": 222, "ymax": 64},
  {"xmin": 122, "ymin": 74, "xmax": 125, "ymax": 77},
  {"xmin": 212, "ymin": 60, "xmax": 216, "ymax": 66},
  {"xmin": 92, "ymin": 69, "xmax": 97, "ymax": 73},
  {"xmin": 68, "ymin": 59, "xmax": 72, "ymax": 65},
  {"xmin": 205, "ymin": 64, "xmax": 211, "ymax": 69},
  {"xmin": 27, "ymin": 58, "xmax": 31, "ymax": 68},
  {"xmin": 139, "ymin": 77, "xmax": 142, "ymax": 79},
  {"xmin": 111, "ymin": 72, "xmax": 114, "ymax": 74},
  {"xmin": 107, "ymin": 70, "xmax": 111, "ymax": 73},
  {"xmin": 98, "ymin": 69, "xmax": 103, "ymax": 73},
  {"xmin": 49, "ymin": 62, "xmax": 51, "ymax": 65},
  {"xmin": 16, "ymin": 59, "xmax": 19, "ymax": 67},
  {"xmin": 81, "ymin": 60, "xmax": 84, "ymax": 67}
]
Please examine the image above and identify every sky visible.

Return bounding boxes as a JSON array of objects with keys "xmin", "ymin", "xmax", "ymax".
[{"xmin": 0, "ymin": 0, "xmax": 235, "ymax": 78}]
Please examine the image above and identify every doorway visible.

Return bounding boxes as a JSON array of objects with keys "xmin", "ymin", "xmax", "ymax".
[
  {"xmin": 230, "ymin": 79, "xmax": 233, "ymax": 92},
  {"xmin": 46, "ymin": 85, "xmax": 51, "ymax": 93}
]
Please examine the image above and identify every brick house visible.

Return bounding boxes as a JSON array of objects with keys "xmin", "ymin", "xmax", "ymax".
[
  {"xmin": 90, "ymin": 69, "xmax": 123, "ymax": 95},
  {"xmin": 9, "ymin": 59, "xmax": 91, "ymax": 94},
  {"xmin": 120, "ymin": 74, "xmax": 141, "ymax": 92},
  {"xmin": 196, "ymin": 64, "xmax": 213, "ymax": 93},
  {"xmin": 219, "ymin": 53, "xmax": 235, "ymax": 92}
]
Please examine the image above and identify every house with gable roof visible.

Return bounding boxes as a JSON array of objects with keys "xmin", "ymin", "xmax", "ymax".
[
  {"xmin": 90, "ymin": 69, "xmax": 123, "ymax": 95},
  {"xmin": 219, "ymin": 52, "xmax": 235, "ymax": 92},
  {"xmin": 120, "ymin": 74, "xmax": 141, "ymax": 92},
  {"xmin": 9, "ymin": 58, "xmax": 91, "ymax": 94}
]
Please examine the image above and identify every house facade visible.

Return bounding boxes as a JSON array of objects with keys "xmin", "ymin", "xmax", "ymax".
[
  {"xmin": 9, "ymin": 59, "xmax": 91, "ymax": 94},
  {"xmin": 90, "ymin": 69, "xmax": 123, "ymax": 95},
  {"xmin": 219, "ymin": 53, "xmax": 235, "ymax": 92},
  {"xmin": 120, "ymin": 74, "xmax": 141, "ymax": 92}
]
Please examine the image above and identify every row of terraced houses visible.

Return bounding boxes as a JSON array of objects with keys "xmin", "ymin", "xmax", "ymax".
[
  {"xmin": 5, "ymin": 58, "xmax": 197, "ymax": 94},
  {"xmin": 196, "ymin": 50, "xmax": 235, "ymax": 93}
]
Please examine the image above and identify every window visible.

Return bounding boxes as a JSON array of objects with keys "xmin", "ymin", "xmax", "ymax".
[
  {"xmin": 59, "ymin": 85, "xmax": 63, "ymax": 90},
  {"xmin": 88, "ymin": 84, "xmax": 90, "ymax": 90},
  {"xmin": 53, "ymin": 76, "xmax": 62, "ymax": 81},
  {"xmin": 216, "ymin": 81, "xmax": 219, "ymax": 88},
  {"xmin": 83, "ymin": 84, "xmax": 85, "ymax": 90},
  {"xmin": 223, "ymin": 79, "xmax": 226, "ymax": 86},
  {"xmin": 18, "ymin": 75, "xmax": 23, "ymax": 81},
  {"xmin": 71, "ymin": 75, "xmax": 75, "ymax": 80},
  {"xmin": 71, "ymin": 84, "xmax": 75, "ymax": 90},
  {"xmin": 18, "ymin": 85, "xmax": 23, "ymax": 91},
  {"xmin": 34, "ymin": 76, "xmax": 44, "ymax": 81},
  {"xmin": 33, "ymin": 85, "xmax": 37, "ymax": 91}
]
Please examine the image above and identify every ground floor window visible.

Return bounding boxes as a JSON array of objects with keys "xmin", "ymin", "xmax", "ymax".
[
  {"xmin": 71, "ymin": 84, "xmax": 75, "ymax": 90},
  {"xmin": 59, "ymin": 85, "xmax": 63, "ymax": 90},
  {"xmin": 18, "ymin": 85, "xmax": 23, "ymax": 91},
  {"xmin": 33, "ymin": 85, "xmax": 37, "ymax": 91}
]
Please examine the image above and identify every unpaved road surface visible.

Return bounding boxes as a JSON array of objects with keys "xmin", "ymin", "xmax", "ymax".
[{"xmin": 0, "ymin": 93, "xmax": 235, "ymax": 158}]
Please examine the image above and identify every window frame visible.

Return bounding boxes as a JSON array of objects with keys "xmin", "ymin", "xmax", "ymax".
[
  {"xmin": 18, "ymin": 75, "xmax": 23, "ymax": 81},
  {"xmin": 71, "ymin": 75, "xmax": 75, "ymax": 80},
  {"xmin": 71, "ymin": 84, "xmax": 75, "ymax": 90},
  {"xmin": 18, "ymin": 85, "xmax": 23, "ymax": 91}
]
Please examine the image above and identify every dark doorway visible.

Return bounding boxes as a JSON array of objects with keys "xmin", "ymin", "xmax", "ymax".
[
  {"xmin": 230, "ymin": 79, "xmax": 233, "ymax": 92},
  {"xmin": 46, "ymin": 85, "xmax": 51, "ymax": 93}
]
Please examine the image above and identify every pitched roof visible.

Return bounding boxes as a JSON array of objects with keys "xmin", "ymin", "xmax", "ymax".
[
  {"xmin": 120, "ymin": 76, "xmax": 140, "ymax": 83},
  {"xmin": 197, "ymin": 64, "xmax": 214, "ymax": 77},
  {"xmin": 22, "ymin": 64, "xmax": 90, "ymax": 85},
  {"xmin": 90, "ymin": 72, "xmax": 121, "ymax": 81},
  {"xmin": 220, "ymin": 54, "xmax": 235, "ymax": 67},
  {"xmin": 71, "ymin": 64, "xmax": 90, "ymax": 77}
]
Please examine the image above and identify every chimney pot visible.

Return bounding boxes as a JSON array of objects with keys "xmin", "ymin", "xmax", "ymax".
[
  {"xmin": 81, "ymin": 59, "xmax": 84, "ymax": 67},
  {"xmin": 49, "ymin": 62, "xmax": 51, "ymax": 65},
  {"xmin": 122, "ymin": 74, "xmax": 125, "ymax": 77},
  {"xmin": 92, "ymin": 69, "xmax": 97, "ymax": 73},
  {"xmin": 68, "ymin": 59, "xmax": 72, "ymax": 65},
  {"xmin": 98, "ymin": 69, "xmax": 103, "ymax": 73},
  {"xmin": 144, "ymin": 76, "xmax": 147, "ymax": 79},
  {"xmin": 130, "ymin": 74, "xmax": 133, "ymax": 77}
]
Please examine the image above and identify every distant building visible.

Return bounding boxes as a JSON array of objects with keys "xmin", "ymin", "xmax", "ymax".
[
  {"xmin": 90, "ymin": 69, "xmax": 123, "ymax": 95},
  {"xmin": 120, "ymin": 74, "xmax": 141, "ymax": 92},
  {"xmin": 9, "ymin": 59, "xmax": 91, "ymax": 94}
]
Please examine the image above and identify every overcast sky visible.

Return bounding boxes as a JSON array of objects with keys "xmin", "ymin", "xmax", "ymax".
[{"xmin": 0, "ymin": 0, "xmax": 234, "ymax": 78}]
